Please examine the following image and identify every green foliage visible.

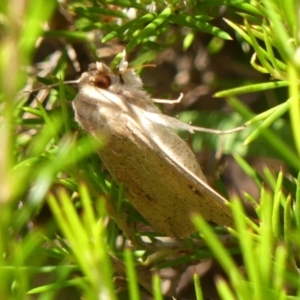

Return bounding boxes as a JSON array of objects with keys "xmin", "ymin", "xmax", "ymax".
[
  {"xmin": 194, "ymin": 169, "xmax": 300, "ymax": 300},
  {"xmin": 1, "ymin": 0, "xmax": 300, "ymax": 299}
]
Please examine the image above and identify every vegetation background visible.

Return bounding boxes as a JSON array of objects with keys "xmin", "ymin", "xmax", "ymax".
[{"xmin": 1, "ymin": 0, "xmax": 300, "ymax": 299}]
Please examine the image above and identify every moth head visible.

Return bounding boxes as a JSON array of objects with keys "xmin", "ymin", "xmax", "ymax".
[
  {"xmin": 85, "ymin": 55, "xmax": 144, "ymax": 93},
  {"xmin": 88, "ymin": 62, "xmax": 112, "ymax": 89}
]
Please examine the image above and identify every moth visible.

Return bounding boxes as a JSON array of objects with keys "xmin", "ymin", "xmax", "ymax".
[{"xmin": 72, "ymin": 51, "xmax": 244, "ymax": 238}]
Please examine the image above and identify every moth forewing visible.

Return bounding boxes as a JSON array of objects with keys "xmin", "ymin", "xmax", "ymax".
[
  {"xmin": 134, "ymin": 115, "xmax": 234, "ymax": 234},
  {"xmin": 72, "ymin": 57, "xmax": 235, "ymax": 238}
]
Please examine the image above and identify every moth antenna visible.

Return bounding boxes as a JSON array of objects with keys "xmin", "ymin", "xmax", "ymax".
[
  {"xmin": 119, "ymin": 48, "xmax": 156, "ymax": 73},
  {"xmin": 189, "ymin": 124, "xmax": 246, "ymax": 135},
  {"xmin": 119, "ymin": 63, "xmax": 156, "ymax": 75},
  {"xmin": 21, "ymin": 79, "xmax": 80, "ymax": 95},
  {"xmin": 131, "ymin": 64, "xmax": 156, "ymax": 70}
]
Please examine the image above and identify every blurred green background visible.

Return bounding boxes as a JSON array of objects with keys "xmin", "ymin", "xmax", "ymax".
[{"xmin": 1, "ymin": 0, "xmax": 300, "ymax": 299}]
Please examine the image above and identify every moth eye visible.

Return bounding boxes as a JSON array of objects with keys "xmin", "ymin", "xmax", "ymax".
[{"xmin": 90, "ymin": 74, "xmax": 111, "ymax": 89}]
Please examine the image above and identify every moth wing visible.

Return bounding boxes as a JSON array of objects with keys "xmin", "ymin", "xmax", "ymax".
[
  {"xmin": 137, "ymin": 112, "xmax": 234, "ymax": 232},
  {"xmin": 73, "ymin": 83, "xmax": 233, "ymax": 238},
  {"xmin": 97, "ymin": 106, "xmax": 233, "ymax": 237}
]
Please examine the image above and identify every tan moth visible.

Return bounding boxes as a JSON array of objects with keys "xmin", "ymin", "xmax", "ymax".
[{"xmin": 72, "ymin": 51, "xmax": 244, "ymax": 238}]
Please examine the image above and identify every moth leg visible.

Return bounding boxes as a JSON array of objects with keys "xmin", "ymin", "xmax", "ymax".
[
  {"xmin": 141, "ymin": 108, "xmax": 246, "ymax": 135},
  {"xmin": 152, "ymin": 93, "xmax": 183, "ymax": 104}
]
